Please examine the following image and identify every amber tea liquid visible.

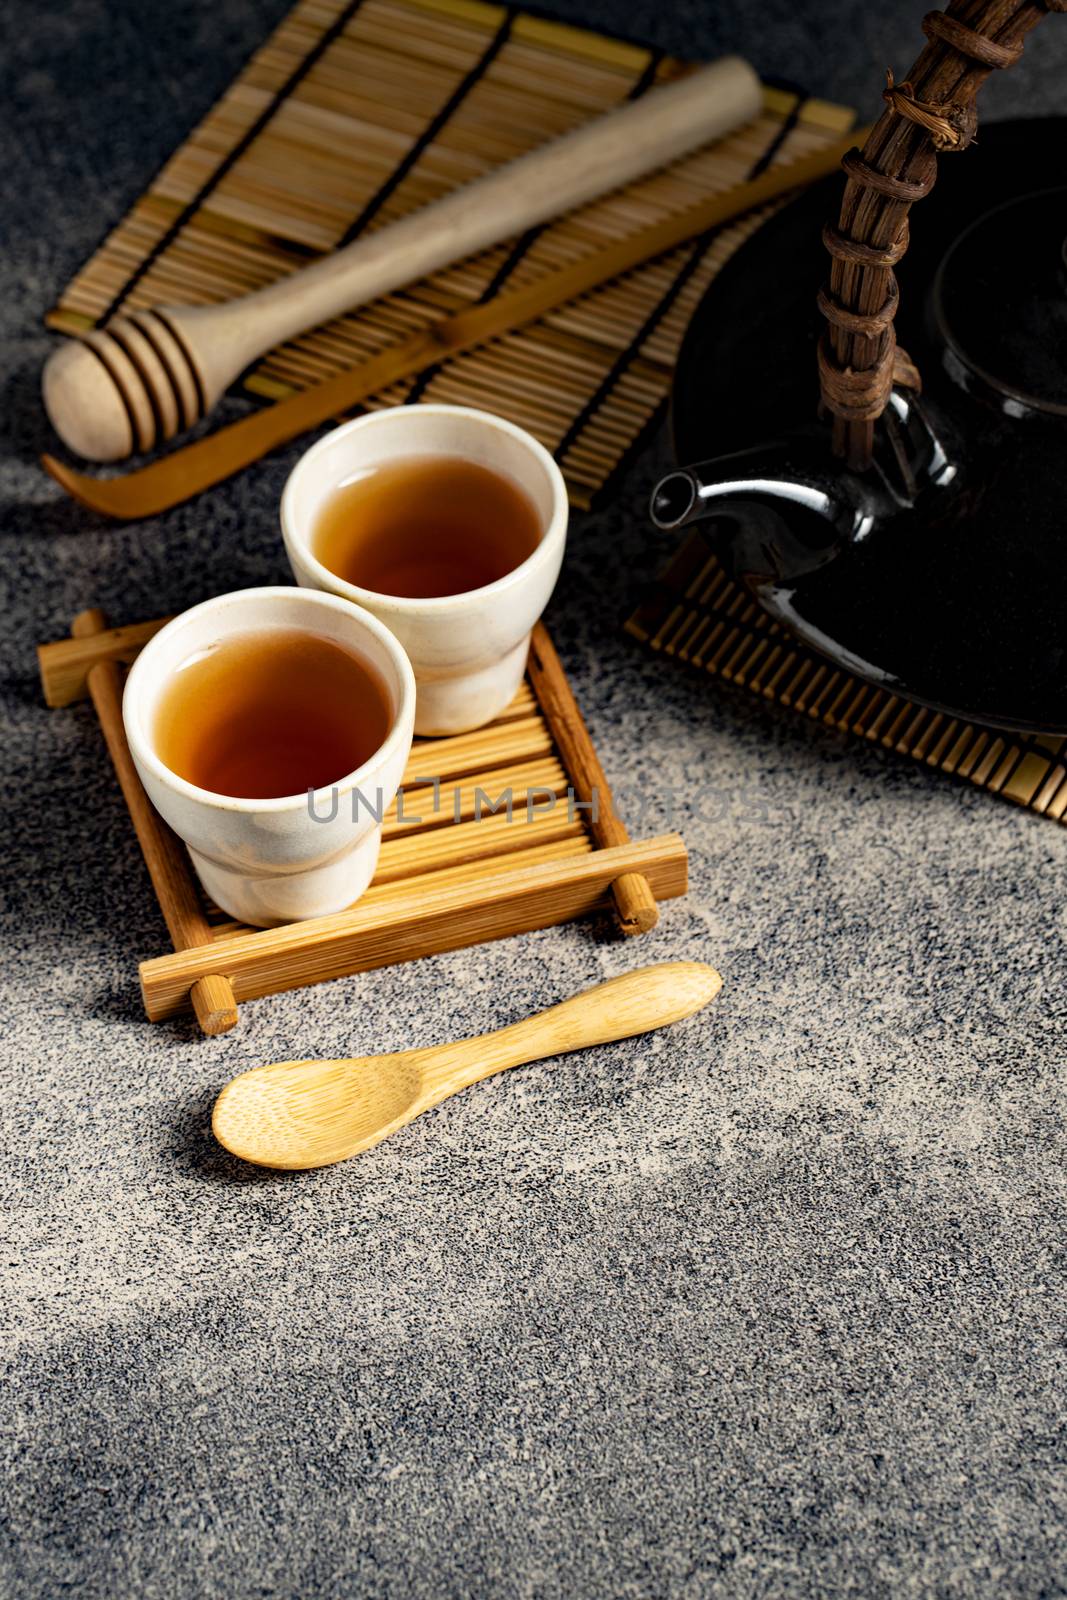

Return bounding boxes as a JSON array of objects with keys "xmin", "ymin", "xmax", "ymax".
[
  {"xmin": 311, "ymin": 454, "xmax": 542, "ymax": 599},
  {"xmin": 154, "ymin": 629, "xmax": 392, "ymax": 799}
]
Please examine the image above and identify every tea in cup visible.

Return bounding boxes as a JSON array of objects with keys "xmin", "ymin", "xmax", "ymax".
[
  {"xmin": 123, "ymin": 587, "xmax": 416, "ymax": 927},
  {"xmin": 281, "ymin": 405, "xmax": 568, "ymax": 735}
]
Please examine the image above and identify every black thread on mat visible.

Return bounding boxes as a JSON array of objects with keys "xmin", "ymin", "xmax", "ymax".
[
  {"xmin": 554, "ymin": 89, "xmax": 811, "ymax": 481},
  {"xmin": 404, "ymin": 47, "xmax": 665, "ymax": 406},
  {"xmin": 746, "ymin": 82, "xmax": 809, "ymax": 178},
  {"xmin": 335, "ymin": 8, "xmax": 517, "ymax": 251},
  {"xmin": 99, "ymin": 0, "xmax": 368, "ymax": 324}
]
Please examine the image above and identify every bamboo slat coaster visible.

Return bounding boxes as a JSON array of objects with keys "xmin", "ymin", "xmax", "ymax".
[
  {"xmin": 45, "ymin": 0, "xmax": 855, "ymax": 509},
  {"xmin": 39, "ymin": 612, "xmax": 687, "ymax": 1034},
  {"xmin": 626, "ymin": 533, "xmax": 1067, "ymax": 826}
]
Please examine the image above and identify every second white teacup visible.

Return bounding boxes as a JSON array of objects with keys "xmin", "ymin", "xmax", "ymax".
[{"xmin": 280, "ymin": 405, "xmax": 568, "ymax": 736}]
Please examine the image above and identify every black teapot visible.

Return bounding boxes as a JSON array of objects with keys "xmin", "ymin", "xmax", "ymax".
[{"xmin": 651, "ymin": 115, "xmax": 1067, "ymax": 734}]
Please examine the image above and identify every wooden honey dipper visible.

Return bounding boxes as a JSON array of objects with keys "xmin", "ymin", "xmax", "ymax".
[{"xmin": 42, "ymin": 57, "xmax": 760, "ymax": 463}]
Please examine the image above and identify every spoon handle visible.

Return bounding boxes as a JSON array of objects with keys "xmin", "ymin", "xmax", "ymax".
[{"xmin": 416, "ymin": 961, "xmax": 721, "ymax": 1101}]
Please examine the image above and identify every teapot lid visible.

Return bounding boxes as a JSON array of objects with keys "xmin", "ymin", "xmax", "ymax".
[{"xmin": 932, "ymin": 187, "xmax": 1067, "ymax": 417}]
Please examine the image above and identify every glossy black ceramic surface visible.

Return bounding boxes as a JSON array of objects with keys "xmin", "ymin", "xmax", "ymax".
[{"xmin": 667, "ymin": 120, "xmax": 1067, "ymax": 733}]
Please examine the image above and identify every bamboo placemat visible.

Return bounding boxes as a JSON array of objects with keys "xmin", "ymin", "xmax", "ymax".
[
  {"xmin": 626, "ymin": 532, "xmax": 1067, "ymax": 825},
  {"xmin": 45, "ymin": 0, "xmax": 854, "ymax": 509}
]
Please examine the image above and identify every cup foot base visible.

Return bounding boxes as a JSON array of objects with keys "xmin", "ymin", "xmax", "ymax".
[
  {"xmin": 414, "ymin": 636, "xmax": 529, "ymax": 737},
  {"xmin": 189, "ymin": 826, "xmax": 383, "ymax": 927}
]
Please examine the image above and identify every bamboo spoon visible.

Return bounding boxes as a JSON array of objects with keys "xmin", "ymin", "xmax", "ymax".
[
  {"xmin": 42, "ymin": 58, "xmax": 760, "ymax": 463},
  {"xmin": 212, "ymin": 961, "xmax": 722, "ymax": 1169},
  {"xmin": 41, "ymin": 128, "xmax": 865, "ymax": 521}
]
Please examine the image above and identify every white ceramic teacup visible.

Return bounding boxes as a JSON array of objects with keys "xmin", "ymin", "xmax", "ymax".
[
  {"xmin": 280, "ymin": 405, "xmax": 568, "ymax": 735},
  {"xmin": 122, "ymin": 587, "xmax": 416, "ymax": 928}
]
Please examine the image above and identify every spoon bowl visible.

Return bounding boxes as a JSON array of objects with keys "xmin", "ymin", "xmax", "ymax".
[
  {"xmin": 212, "ymin": 961, "xmax": 723, "ymax": 1170},
  {"xmin": 213, "ymin": 1054, "xmax": 425, "ymax": 1170}
]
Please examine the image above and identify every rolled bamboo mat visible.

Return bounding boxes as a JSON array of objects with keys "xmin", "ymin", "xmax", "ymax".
[
  {"xmin": 45, "ymin": 0, "xmax": 854, "ymax": 508},
  {"xmin": 626, "ymin": 532, "xmax": 1067, "ymax": 827}
]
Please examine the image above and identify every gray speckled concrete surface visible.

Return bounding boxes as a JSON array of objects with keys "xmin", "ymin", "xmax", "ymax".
[{"xmin": 3, "ymin": 3, "xmax": 1066, "ymax": 1596}]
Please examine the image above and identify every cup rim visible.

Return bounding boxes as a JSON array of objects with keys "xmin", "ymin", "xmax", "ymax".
[
  {"xmin": 122, "ymin": 585, "xmax": 417, "ymax": 814},
  {"xmin": 279, "ymin": 404, "xmax": 569, "ymax": 615}
]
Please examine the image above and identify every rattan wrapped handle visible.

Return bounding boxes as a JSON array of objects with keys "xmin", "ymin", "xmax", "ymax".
[{"xmin": 818, "ymin": 0, "xmax": 1063, "ymax": 469}]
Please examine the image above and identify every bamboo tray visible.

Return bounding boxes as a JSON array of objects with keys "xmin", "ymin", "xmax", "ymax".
[
  {"xmin": 38, "ymin": 611, "xmax": 687, "ymax": 1034},
  {"xmin": 46, "ymin": 0, "xmax": 854, "ymax": 509},
  {"xmin": 627, "ymin": 531, "xmax": 1067, "ymax": 826}
]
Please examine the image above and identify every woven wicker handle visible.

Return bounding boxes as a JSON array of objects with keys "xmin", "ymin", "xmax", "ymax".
[{"xmin": 818, "ymin": 0, "xmax": 1063, "ymax": 469}]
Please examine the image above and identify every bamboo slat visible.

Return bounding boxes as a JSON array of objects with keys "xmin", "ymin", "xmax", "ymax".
[
  {"xmin": 45, "ymin": 0, "xmax": 854, "ymax": 509},
  {"xmin": 139, "ymin": 836, "xmax": 688, "ymax": 1020},
  {"xmin": 527, "ymin": 625, "xmax": 657, "ymax": 934},
  {"xmin": 38, "ymin": 617, "xmax": 174, "ymax": 707},
  {"xmin": 40, "ymin": 610, "xmax": 687, "ymax": 1031},
  {"xmin": 627, "ymin": 532, "xmax": 1067, "ymax": 827},
  {"xmin": 67, "ymin": 611, "xmax": 239, "ymax": 1035}
]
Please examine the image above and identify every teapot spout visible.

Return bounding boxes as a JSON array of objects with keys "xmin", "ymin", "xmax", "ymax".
[
  {"xmin": 649, "ymin": 467, "xmax": 707, "ymax": 530},
  {"xmin": 650, "ymin": 393, "xmax": 960, "ymax": 538},
  {"xmin": 650, "ymin": 458, "xmax": 840, "ymax": 532},
  {"xmin": 647, "ymin": 436, "xmax": 892, "ymax": 587}
]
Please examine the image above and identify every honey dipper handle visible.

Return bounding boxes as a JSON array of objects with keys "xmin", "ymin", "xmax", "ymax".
[
  {"xmin": 166, "ymin": 57, "xmax": 761, "ymax": 388},
  {"xmin": 416, "ymin": 962, "xmax": 722, "ymax": 1101}
]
